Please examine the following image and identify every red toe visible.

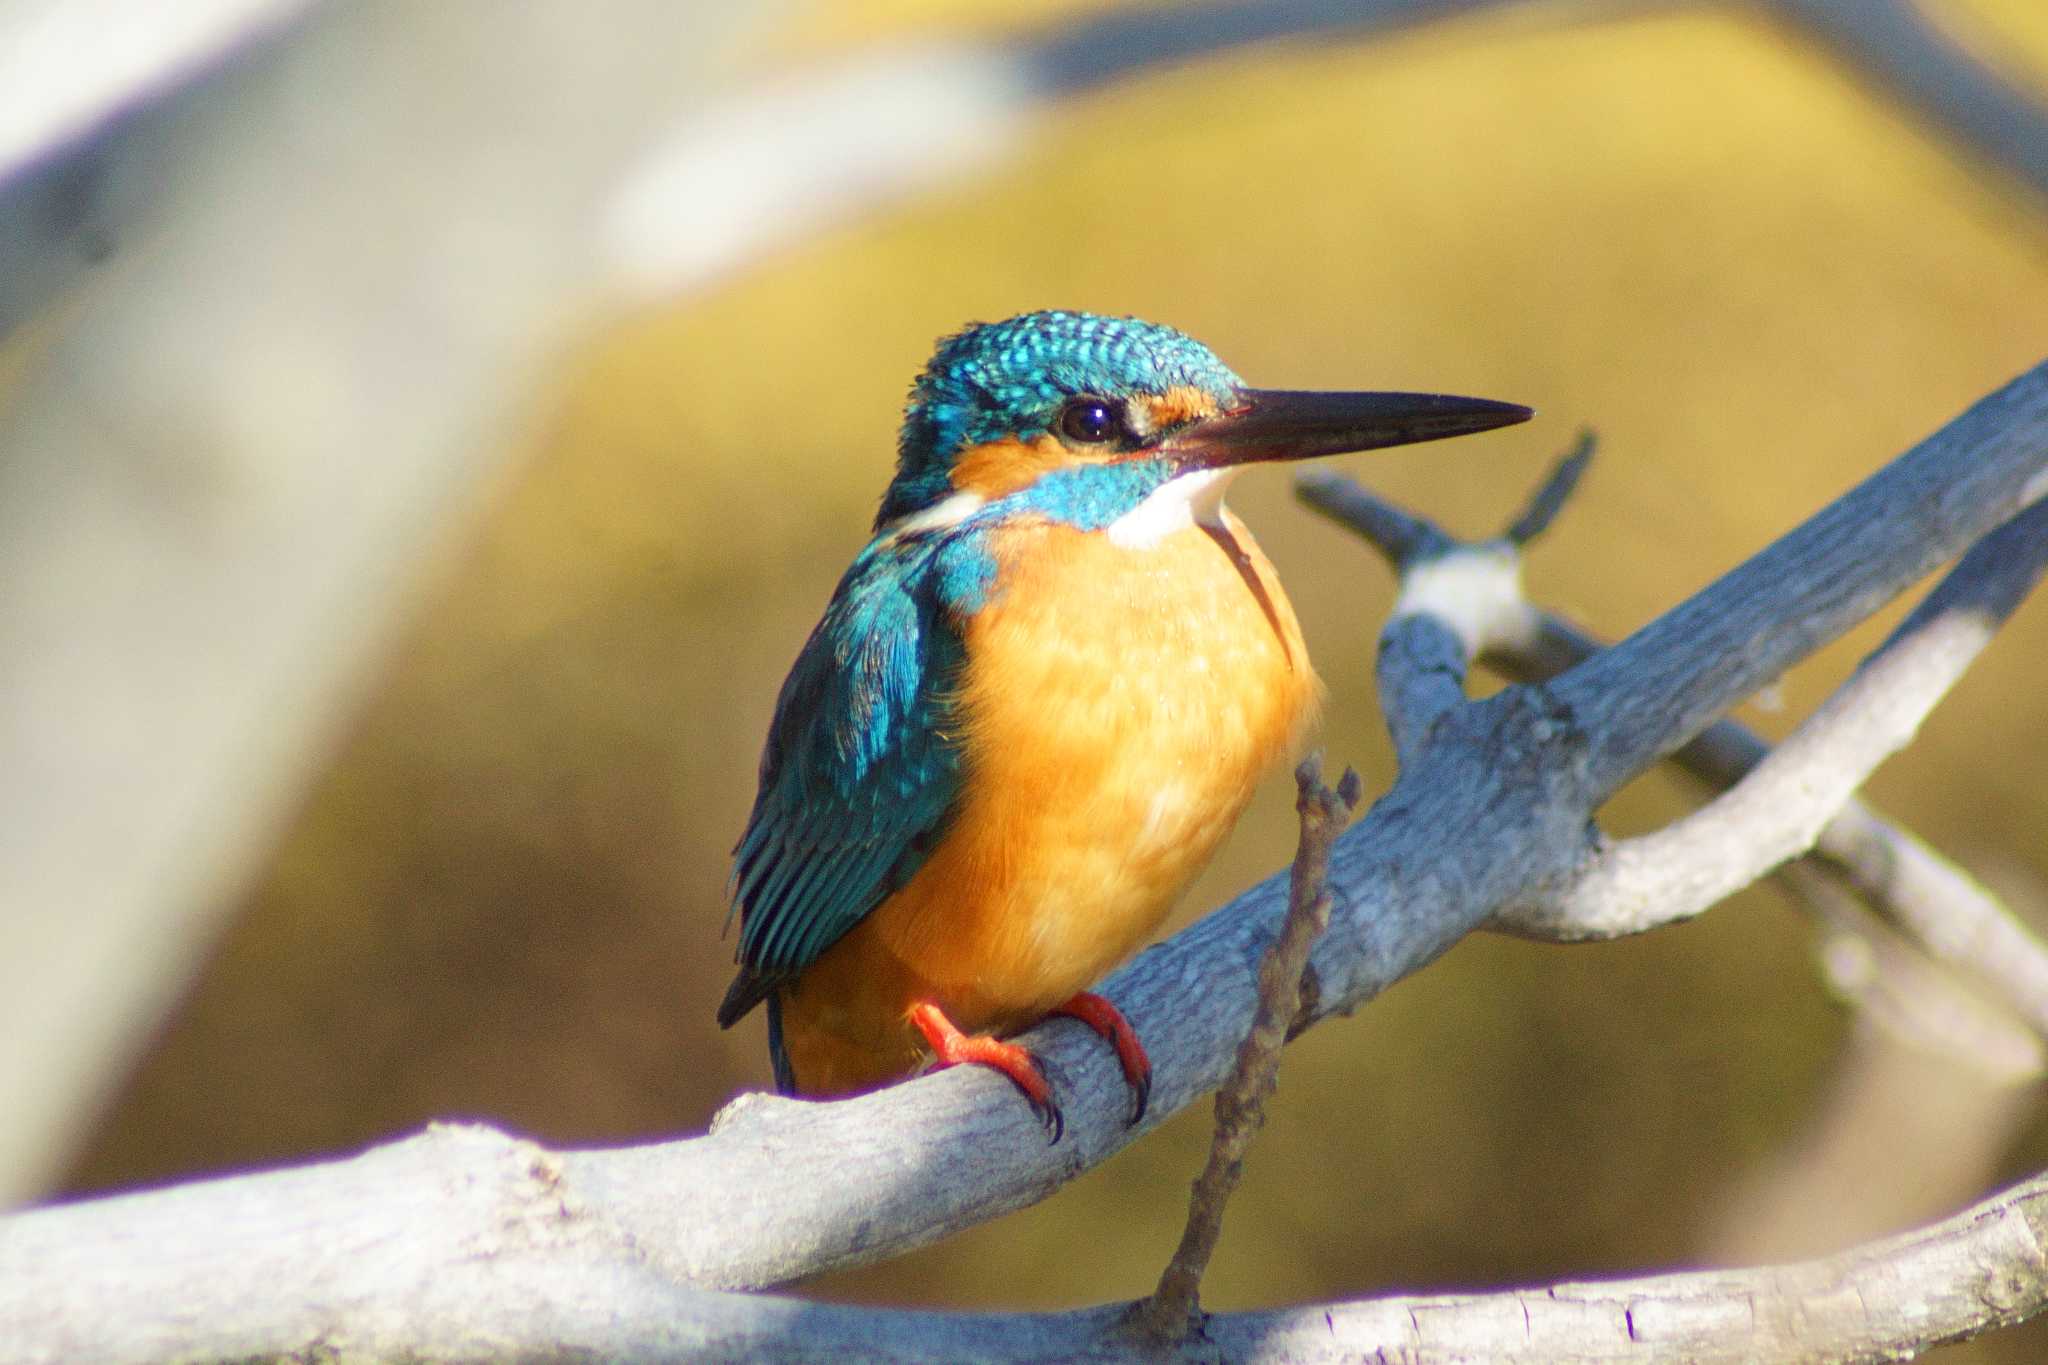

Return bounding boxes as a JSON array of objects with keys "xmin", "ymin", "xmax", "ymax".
[
  {"xmin": 1055, "ymin": 991, "xmax": 1151, "ymax": 1125},
  {"xmin": 909, "ymin": 1002, "xmax": 1063, "ymax": 1142}
]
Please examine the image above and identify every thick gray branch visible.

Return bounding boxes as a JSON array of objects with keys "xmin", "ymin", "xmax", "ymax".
[
  {"xmin": 1550, "ymin": 366, "xmax": 2048, "ymax": 801},
  {"xmin": 1308, "ymin": 444, "xmax": 2048, "ymax": 1038},
  {"xmin": 6, "ymin": 1122, "xmax": 2047, "ymax": 1363},
  {"xmin": 1464, "ymin": 507, "xmax": 2048, "ymax": 1037},
  {"xmin": 1509, "ymin": 494, "xmax": 2048, "ymax": 938}
]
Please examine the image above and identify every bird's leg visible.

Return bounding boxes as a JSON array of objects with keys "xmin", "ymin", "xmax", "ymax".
[
  {"xmin": 908, "ymin": 1001, "xmax": 1063, "ymax": 1143},
  {"xmin": 1054, "ymin": 992, "xmax": 1152, "ymax": 1125}
]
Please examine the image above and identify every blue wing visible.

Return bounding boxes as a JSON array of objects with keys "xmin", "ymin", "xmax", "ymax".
[{"xmin": 716, "ymin": 529, "xmax": 989, "ymax": 1033}]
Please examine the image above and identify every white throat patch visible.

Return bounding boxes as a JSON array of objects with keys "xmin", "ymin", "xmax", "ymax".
[{"xmin": 1105, "ymin": 467, "xmax": 1240, "ymax": 549}]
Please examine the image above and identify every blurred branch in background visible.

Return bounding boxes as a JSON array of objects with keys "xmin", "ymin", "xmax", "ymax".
[
  {"xmin": 608, "ymin": 0, "xmax": 2048, "ymax": 300},
  {"xmin": 1772, "ymin": 0, "xmax": 2048, "ymax": 203},
  {"xmin": 0, "ymin": 0, "xmax": 318, "ymax": 334},
  {"xmin": 1703, "ymin": 863, "xmax": 2048, "ymax": 1266},
  {"xmin": 601, "ymin": 0, "xmax": 1529, "ymax": 300},
  {"xmin": 0, "ymin": 0, "xmax": 781, "ymax": 1205},
  {"xmin": 2, "ymin": 360, "xmax": 2042, "ymax": 1361}
]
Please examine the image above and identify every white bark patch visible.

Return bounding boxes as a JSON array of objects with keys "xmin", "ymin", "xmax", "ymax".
[{"xmin": 1392, "ymin": 543, "xmax": 1538, "ymax": 656}]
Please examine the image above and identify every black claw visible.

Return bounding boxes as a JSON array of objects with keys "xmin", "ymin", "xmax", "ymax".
[
  {"xmin": 1127, "ymin": 1070, "xmax": 1151, "ymax": 1128},
  {"xmin": 1036, "ymin": 1095, "xmax": 1065, "ymax": 1145}
]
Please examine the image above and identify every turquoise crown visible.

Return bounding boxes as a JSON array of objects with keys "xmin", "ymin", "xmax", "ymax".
[{"xmin": 880, "ymin": 310, "xmax": 1242, "ymax": 525}]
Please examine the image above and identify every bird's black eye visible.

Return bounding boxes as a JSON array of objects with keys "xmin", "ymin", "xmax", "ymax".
[{"xmin": 1057, "ymin": 396, "xmax": 1120, "ymax": 445}]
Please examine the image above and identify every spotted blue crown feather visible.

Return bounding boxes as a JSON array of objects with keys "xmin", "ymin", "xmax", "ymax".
[{"xmin": 878, "ymin": 310, "xmax": 1243, "ymax": 526}]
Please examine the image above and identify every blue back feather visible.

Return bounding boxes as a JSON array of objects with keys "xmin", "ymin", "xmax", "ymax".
[{"xmin": 720, "ymin": 527, "xmax": 980, "ymax": 1023}]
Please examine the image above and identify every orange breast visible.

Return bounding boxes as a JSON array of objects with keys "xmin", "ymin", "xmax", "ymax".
[{"xmin": 776, "ymin": 510, "xmax": 1321, "ymax": 1095}]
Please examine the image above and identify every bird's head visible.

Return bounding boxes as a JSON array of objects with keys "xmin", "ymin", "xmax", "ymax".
[{"xmin": 877, "ymin": 310, "xmax": 1530, "ymax": 537}]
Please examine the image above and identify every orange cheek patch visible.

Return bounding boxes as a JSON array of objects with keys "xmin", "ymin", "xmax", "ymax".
[
  {"xmin": 1138, "ymin": 386, "xmax": 1224, "ymax": 433},
  {"xmin": 949, "ymin": 434, "xmax": 1068, "ymax": 499}
]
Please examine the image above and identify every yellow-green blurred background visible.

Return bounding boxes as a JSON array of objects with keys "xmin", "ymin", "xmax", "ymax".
[{"xmin": 57, "ymin": 1, "xmax": 2048, "ymax": 1357}]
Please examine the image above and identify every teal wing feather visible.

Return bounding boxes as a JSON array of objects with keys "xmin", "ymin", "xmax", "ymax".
[{"xmin": 717, "ymin": 528, "xmax": 992, "ymax": 1036}]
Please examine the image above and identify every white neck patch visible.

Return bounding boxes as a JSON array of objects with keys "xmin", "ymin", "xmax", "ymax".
[
  {"xmin": 1105, "ymin": 467, "xmax": 1240, "ymax": 549},
  {"xmin": 882, "ymin": 490, "xmax": 985, "ymax": 539}
]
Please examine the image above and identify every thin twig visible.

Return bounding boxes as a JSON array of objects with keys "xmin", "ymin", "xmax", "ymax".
[
  {"xmin": 1503, "ymin": 428, "xmax": 1596, "ymax": 546},
  {"xmin": 1296, "ymin": 430, "xmax": 1593, "ymax": 572},
  {"xmin": 1132, "ymin": 754, "xmax": 1362, "ymax": 1343}
]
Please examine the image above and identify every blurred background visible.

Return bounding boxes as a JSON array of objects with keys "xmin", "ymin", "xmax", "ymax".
[{"xmin": 8, "ymin": 0, "xmax": 2048, "ymax": 1358}]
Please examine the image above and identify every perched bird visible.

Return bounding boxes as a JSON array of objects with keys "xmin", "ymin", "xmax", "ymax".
[{"xmin": 720, "ymin": 311, "xmax": 1528, "ymax": 1137}]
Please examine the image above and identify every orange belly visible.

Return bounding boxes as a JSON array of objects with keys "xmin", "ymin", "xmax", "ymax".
[{"xmin": 778, "ymin": 510, "xmax": 1320, "ymax": 1096}]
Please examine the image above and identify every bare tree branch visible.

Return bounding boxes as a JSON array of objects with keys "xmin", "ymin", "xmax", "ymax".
[
  {"xmin": 8, "ymin": 1119, "xmax": 2048, "ymax": 1362},
  {"xmin": 1507, "ymin": 494, "xmax": 2048, "ymax": 939},
  {"xmin": 1306, "ymin": 440, "xmax": 2048, "ymax": 1039},
  {"xmin": 3, "ymin": 364, "xmax": 2044, "ymax": 1362},
  {"xmin": 1504, "ymin": 599, "xmax": 2048, "ymax": 1016},
  {"xmin": 1308, "ymin": 439, "xmax": 2048, "ymax": 1282}
]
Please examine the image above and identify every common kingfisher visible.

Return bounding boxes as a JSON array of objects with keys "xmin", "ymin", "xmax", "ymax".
[{"xmin": 720, "ymin": 311, "xmax": 1529, "ymax": 1137}]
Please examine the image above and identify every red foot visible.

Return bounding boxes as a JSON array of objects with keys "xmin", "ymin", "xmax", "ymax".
[
  {"xmin": 909, "ymin": 1002, "xmax": 1063, "ymax": 1142},
  {"xmin": 1055, "ymin": 992, "xmax": 1152, "ymax": 1125}
]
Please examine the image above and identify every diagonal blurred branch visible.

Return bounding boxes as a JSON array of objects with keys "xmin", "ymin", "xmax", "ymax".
[
  {"xmin": 0, "ymin": 0, "xmax": 781, "ymax": 1207},
  {"xmin": 0, "ymin": 0, "xmax": 324, "ymax": 335},
  {"xmin": 601, "ymin": 0, "xmax": 1537, "ymax": 300},
  {"xmin": 606, "ymin": 0, "xmax": 2048, "ymax": 301},
  {"xmin": 1771, "ymin": 0, "xmax": 2048, "ymax": 203}
]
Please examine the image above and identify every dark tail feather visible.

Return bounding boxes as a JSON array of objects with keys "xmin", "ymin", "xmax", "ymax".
[
  {"xmin": 767, "ymin": 991, "xmax": 797, "ymax": 1095},
  {"xmin": 716, "ymin": 965, "xmax": 776, "ymax": 1029}
]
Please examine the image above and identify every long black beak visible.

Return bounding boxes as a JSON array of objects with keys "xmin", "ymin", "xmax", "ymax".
[{"xmin": 1166, "ymin": 389, "xmax": 1532, "ymax": 469}]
